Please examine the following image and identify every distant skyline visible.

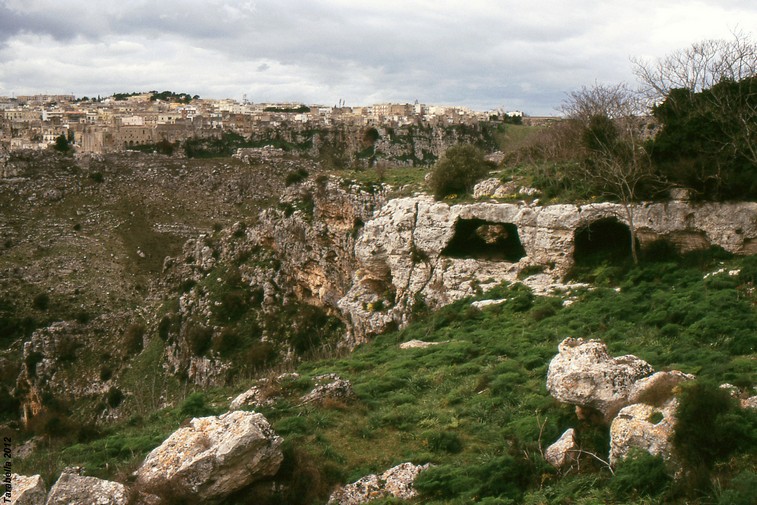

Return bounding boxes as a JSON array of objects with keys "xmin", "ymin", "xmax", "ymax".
[{"xmin": 1, "ymin": 1, "xmax": 756, "ymax": 116}]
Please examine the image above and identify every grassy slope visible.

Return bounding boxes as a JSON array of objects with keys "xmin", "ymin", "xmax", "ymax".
[{"xmin": 17, "ymin": 252, "xmax": 757, "ymax": 504}]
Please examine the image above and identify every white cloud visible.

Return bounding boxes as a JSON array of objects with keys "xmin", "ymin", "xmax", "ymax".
[{"xmin": 0, "ymin": 1, "xmax": 756, "ymax": 114}]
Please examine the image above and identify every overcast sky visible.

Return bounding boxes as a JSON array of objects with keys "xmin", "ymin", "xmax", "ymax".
[{"xmin": 1, "ymin": 1, "xmax": 755, "ymax": 115}]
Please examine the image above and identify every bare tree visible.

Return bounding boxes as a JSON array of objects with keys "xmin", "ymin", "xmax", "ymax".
[
  {"xmin": 561, "ymin": 83, "xmax": 657, "ymax": 264},
  {"xmin": 632, "ymin": 30, "xmax": 757, "ymax": 101}
]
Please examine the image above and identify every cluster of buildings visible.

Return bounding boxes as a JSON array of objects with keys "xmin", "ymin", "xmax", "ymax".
[{"xmin": 0, "ymin": 93, "xmax": 523, "ymax": 155}]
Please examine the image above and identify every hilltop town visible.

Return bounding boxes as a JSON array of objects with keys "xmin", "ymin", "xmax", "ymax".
[{"xmin": 0, "ymin": 92, "xmax": 541, "ymax": 154}]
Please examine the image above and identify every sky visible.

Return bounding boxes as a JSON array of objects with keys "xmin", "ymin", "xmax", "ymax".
[{"xmin": 0, "ymin": 1, "xmax": 756, "ymax": 115}]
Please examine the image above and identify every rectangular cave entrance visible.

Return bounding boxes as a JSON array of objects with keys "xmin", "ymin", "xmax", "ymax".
[{"xmin": 441, "ymin": 218, "xmax": 526, "ymax": 262}]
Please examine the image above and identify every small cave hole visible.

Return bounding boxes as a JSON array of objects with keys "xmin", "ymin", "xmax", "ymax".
[
  {"xmin": 442, "ymin": 218, "xmax": 526, "ymax": 262},
  {"xmin": 573, "ymin": 217, "xmax": 634, "ymax": 264}
]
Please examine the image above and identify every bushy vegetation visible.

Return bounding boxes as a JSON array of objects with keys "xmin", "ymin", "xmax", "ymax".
[
  {"xmin": 17, "ymin": 250, "xmax": 756, "ymax": 504},
  {"xmin": 428, "ymin": 144, "xmax": 493, "ymax": 199}
]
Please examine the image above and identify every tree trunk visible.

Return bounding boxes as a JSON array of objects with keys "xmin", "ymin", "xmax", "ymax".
[{"xmin": 623, "ymin": 202, "xmax": 639, "ymax": 264}]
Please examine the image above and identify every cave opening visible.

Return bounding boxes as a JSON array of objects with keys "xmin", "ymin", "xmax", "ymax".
[
  {"xmin": 441, "ymin": 218, "xmax": 526, "ymax": 262},
  {"xmin": 573, "ymin": 217, "xmax": 635, "ymax": 264}
]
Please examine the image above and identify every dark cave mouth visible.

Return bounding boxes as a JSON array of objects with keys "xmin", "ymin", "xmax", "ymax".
[
  {"xmin": 441, "ymin": 218, "xmax": 526, "ymax": 262},
  {"xmin": 573, "ymin": 217, "xmax": 634, "ymax": 264}
]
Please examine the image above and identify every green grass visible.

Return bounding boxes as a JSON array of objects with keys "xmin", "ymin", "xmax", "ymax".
[{"xmin": 16, "ymin": 253, "xmax": 757, "ymax": 504}]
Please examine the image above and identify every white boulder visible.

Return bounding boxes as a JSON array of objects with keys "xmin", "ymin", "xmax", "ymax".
[
  {"xmin": 9, "ymin": 474, "xmax": 46, "ymax": 505},
  {"xmin": 546, "ymin": 338, "xmax": 654, "ymax": 421},
  {"xmin": 135, "ymin": 410, "xmax": 283, "ymax": 501},
  {"xmin": 45, "ymin": 470, "xmax": 127, "ymax": 505}
]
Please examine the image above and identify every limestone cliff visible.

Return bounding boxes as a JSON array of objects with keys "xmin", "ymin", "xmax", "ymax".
[{"xmin": 168, "ymin": 186, "xmax": 757, "ymax": 353}]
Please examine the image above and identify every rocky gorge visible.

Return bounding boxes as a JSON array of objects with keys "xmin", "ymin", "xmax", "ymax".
[{"xmin": 2, "ymin": 149, "xmax": 756, "ymax": 504}]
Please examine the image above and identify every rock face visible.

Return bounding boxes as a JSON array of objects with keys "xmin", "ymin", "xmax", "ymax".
[
  {"xmin": 135, "ymin": 411, "xmax": 283, "ymax": 501},
  {"xmin": 9, "ymin": 474, "xmax": 46, "ymax": 505},
  {"xmin": 545, "ymin": 428, "xmax": 578, "ymax": 469},
  {"xmin": 609, "ymin": 400, "xmax": 679, "ymax": 465},
  {"xmin": 328, "ymin": 462, "xmax": 430, "ymax": 505},
  {"xmin": 339, "ymin": 197, "xmax": 757, "ymax": 343},
  {"xmin": 546, "ymin": 338, "xmax": 654, "ymax": 421},
  {"xmin": 45, "ymin": 470, "xmax": 127, "ymax": 505}
]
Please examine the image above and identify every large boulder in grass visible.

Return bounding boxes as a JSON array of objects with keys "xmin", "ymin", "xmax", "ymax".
[
  {"xmin": 135, "ymin": 411, "xmax": 283, "ymax": 502},
  {"xmin": 9, "ymin": 474, "xmax": 46, "ymax": 505},
  {"xmin": 45, "ymin": 470, "xmax": 128, "ymax": 505},
  {"xmin": 546, "ymin": 338, "xmax": 654, "ymax": 421}
]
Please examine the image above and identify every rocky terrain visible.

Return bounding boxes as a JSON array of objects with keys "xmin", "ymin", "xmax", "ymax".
[{"xmin": 2, "ymin": 148, "xmax": 756, "ymax": 504}]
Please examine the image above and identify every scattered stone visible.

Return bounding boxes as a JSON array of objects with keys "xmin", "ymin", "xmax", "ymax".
[
  {"xmin": 719, "ymin": 383, "xmax": 740, "ymax": 398},
  {"xmin": 399, "ymin": 339, "xmax": 445, "ymax": 349},
  {"xmin": 46, "ymin": 470, "xmax": 127, "ymax": 505},
  {"xmin": 230, "ymin": 373, "xmax": 300, "ymax": 410},
  {"xmin": 609, "ymin": 400, "xmax": 678, "ymax": 466},
  {"xmin": 135, "ymin": 411, "xmax": 283, "ymax": 501},
  {"xmin": 9, "ymin": 474, "xmax": 46, "ymax": 505},
  {"xmin": 300, "ymin": 374, "xmax": 354, "ymax": 405},
  {"xmin": 741, "ymin": 396, "xmax": 757, "ymax": 410},
  {"xmin": 545, "ymin": 428, "xmax": 578, "ymax": 469},
  {"xmin": 470, "ymin": 299, "xmax": 507, "ymax": 309},
  {"xmin": 328, "ymin": 462, "xmax": 430, "ymax": 505},
  {"xmin": 546, "ymin": 338, "xmax": 654, "ymax": 421}
]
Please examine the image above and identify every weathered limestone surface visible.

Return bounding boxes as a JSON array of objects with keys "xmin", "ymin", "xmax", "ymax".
[
  {"xmin": 546, "ymin": 338, "xmax": 654, "ymax": 421},
  {"xmin": 545, "ymin": 428, "xmax": 578, "ymax": 469},
  {"xmin": 338, "ymin": 198, "xmax": 757, "ymax": 342},
  {"xmin": 546, "ymin": 338, "xmax": 700, "ymax": 466},
  {"xmin": 9, "ymin": 474, "xmax": 46, "ymax": 505},
  {"xmin": 328, "ymin": 462, "xmax": 430, "ymax": 505},
  {"xmin": 229, "ymin": 373, "xmax": 300, "ymax": 410},
  {"xmin": 135, "ymin": 411, "xmax": 283, "ymax": 501},
  {"xmin": 609, "ymin": 400, "xmax": 679, "ymax": 465},
  {"xmin": 45, "ymin": 471, "xmax": 127, "ymax": 505},
  {"xmin": 300, "ymin": 374, "xmax": 354, "ymax": 405}
]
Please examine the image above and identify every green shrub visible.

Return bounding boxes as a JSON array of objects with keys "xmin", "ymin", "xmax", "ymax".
[
  {"xmin": 57, "ymin": 336, "xmax": 81, "ymax": 362},
  {"xmin": 106, "ymin": 387, "xmax": 125, "ymax": 408},
  {"xmin": 414, "ymin": 465, "xmax": 479, "ymax": 499},
  {"xmin": 718, "ymin": 471, "xmax": 757, "ymax": 505},
  {"xmin": 186, "ymin": 325, "xmax": 213, "ymax": 356},
  {"xmin": 33, "ymin": 292, "xmax": 50, "ymax": 311},
  {"xmin": 211, "ymin": 328, "xmax": 241, "ymax": 356},
  {"xmin": 424, "ymin": 430, "xmax": 463, "ymax": 453},
  {"xmin": 673, "ymin": 380, "xmax": 757, "ymax": 469},
  {"xmin": 179, "ymin": 392, "xmax": 214, "ymax": 418},
  {"xmin": 610, "ymin": 449, "xmax": 670, "ymax": 498},
  {"xmin": 99, "ymin": 366, "xmax": 113, "ymax": 382},
  {"xmin": 428, "ymin": 144, "xmax": 492, "ymax": 199},
  {"xmin": 158, "ymin": 315, "xmax": 172, "ymax": 341},
  {"xmin": 123, "ymin": 323, "xmax": 145, "ymax": 355},
  {"xmin": 285, "ymin": 168, "xmax": 309, "ymax": 186}
]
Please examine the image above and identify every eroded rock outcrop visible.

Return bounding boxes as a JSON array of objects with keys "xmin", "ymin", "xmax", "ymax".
[
  {"xmin": 9, "ymin": 474, "xmax": 46, "ymax": 505},
  {"xmin": 229, "ymin": 373, "xmax": 300, "ymax": 410},
  {"xmin": 546, "ymin": 338, "xmax": 698, "ymax": 467},
  {"xmin": 546, "ymin": 338, "xmax": 654, "ymax": 421},
  {"xmin": 339, "ymin": 198, "xmax": 757, "ymax": 343},
  {"xmin": 609, "ymin": 400, "xmax": 679, "ymax": 465},
  {"xmin": 545, "ymin": 428, "xmax": 578, "ymax": 469},
  {"xmin": 45, "ymin": 469, "xmax": 127, "ymax": 505},
  {"xmin": 300, "ymin": 373, "xmax": 354, "ymax": 405},
  {"xmin": 328, "ymin": 462, "xmax": 430, "ymax": 505},
  {"xmin": 135, "ymin": 411, "xmax": 283, "ymax": 501}
]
